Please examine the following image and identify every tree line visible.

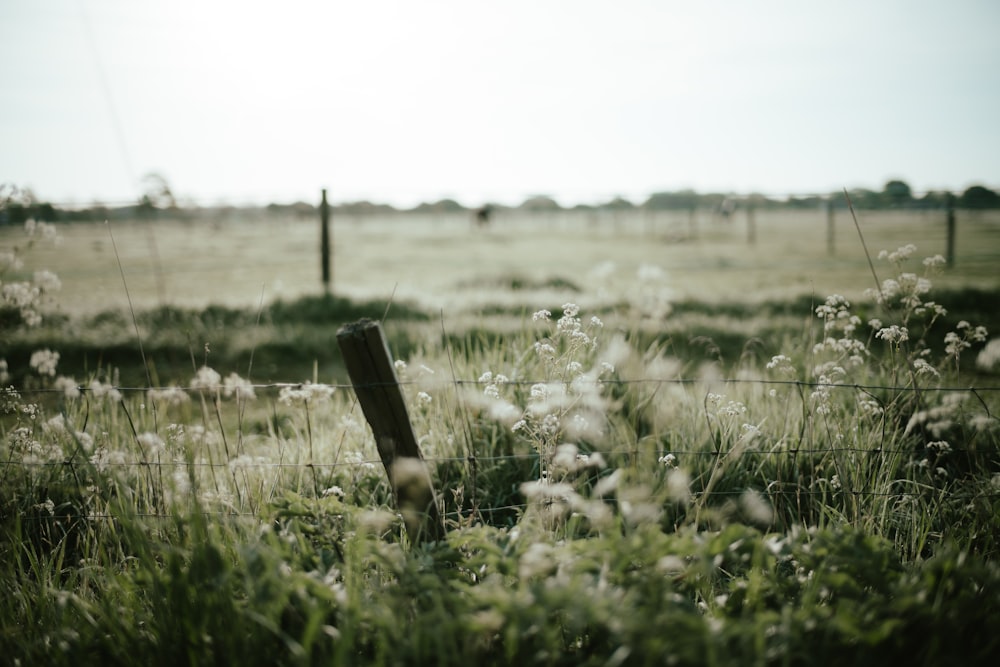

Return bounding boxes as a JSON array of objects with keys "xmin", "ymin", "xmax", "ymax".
[{"xmin": 2, "ymin": 179, "xmax": 999, "ymax": 225}]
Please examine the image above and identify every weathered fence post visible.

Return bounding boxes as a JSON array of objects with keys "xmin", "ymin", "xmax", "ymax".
[
  {"xmin": 746, "ymin": 199, "xmax": 756, "ymax": 245},
  {"xmin": 336, "ymin": 319, "xmax": 444, "ymax": 544},
  {"xmin": 320, "ymin": 188, "xmax": 332, "ymax": 292},
  {"xmin": 945, "ymin": 192, "xmax": 956, "ymax": 268},
  {"xmin": 826, "ymin": 199, "xmax": 835, "ymax": 256}
]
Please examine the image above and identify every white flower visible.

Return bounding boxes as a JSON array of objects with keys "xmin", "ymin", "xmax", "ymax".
[
  {"xmin": 278, "ymin": 382, "xmax": 335, "ymax": 405},
  {"xmin": 89, "ymin": 380, "xmax": 122, "ymax": 403},
  {"xmin": 876, "ymin": 325, "xmax": 909, "ymax": 345},
  {"xmin": 190, "ymin": 366, "xmax": 222, "ymax": 391},
  {"xmin": 976, "ymin": 339, "xmax": 1000, "ymax": 372},
  {"xmin": 33, "ymin": 270, "xmax": 61, "ymax": 292},
  {"xmin": 29, "ymin": 349, "xmax": 59, "ymax": 376},
  {"xmin": 53, "ymin": 376, "xmax": 80, "ymax": 399},
  {"xmin": 223, "ymin": 372, "xmax": 256, "ymax": 400},
  {"xmin": 532, "ymin": 309, "xmax": 552, "ymax": 322},
  {"xmin": 136, "ymin": 432, "xmax": 166, "ymax": 457}
]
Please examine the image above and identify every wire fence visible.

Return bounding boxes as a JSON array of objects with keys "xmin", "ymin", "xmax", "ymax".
[{"xmin": 6, "ymin": 374, "xmax": 1000, "ymax": 525}]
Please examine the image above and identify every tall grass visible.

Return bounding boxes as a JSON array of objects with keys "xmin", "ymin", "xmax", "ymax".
[{"xmin": 2, "ymin": 231, "xmax": 1000, "ymax": 664}]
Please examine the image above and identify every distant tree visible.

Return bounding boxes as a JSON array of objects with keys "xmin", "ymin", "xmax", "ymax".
[
  {"xmin": 410, "ymin": 199, "xmax": 466, "ymax": 214},
  {"xmin": 138, "ymin": 172, "xmax": 177, "ymax": 216},
  {"xmin": 518, "ymin": 195, "xmax": 562, "ymax": 212},
  {"xmin": 601, "ymin": 195, "xmax": 635, "ymax": 211},
  {"xmin": 786, "ymin": 195, "xmax": 823, "ymax": 209},
  {"xmin": 643, "ymin": 190, "xmax": 699, "ymax": 210},
  {"xmin": 33, "ymin": 202, "xmax": 58, "ymax": 222},
  {"xmin": 846, "ymin": 188, "xmax": 882, "ymax": 209},
  {"xmin": 958, "ymin": 185, "xmax": 1000, "ymax": 210},
  {"xmin": 883, "ymin": 180, "xmax": 913, "ymax": 207},
  {"xmin": 0, "ymin": 184, "xmax": 41, "ymax": 225},
  {"xmin": 917, "ymin": 191, "xmax": 948, "ymax": 209}
]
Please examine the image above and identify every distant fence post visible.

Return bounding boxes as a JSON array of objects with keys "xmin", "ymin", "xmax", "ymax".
[
  {"xmin": 826, "ymin": 199, "xmax": 835, "ymax": 256},
  {"xmin": 320, "ymin": 189, "xmax": 332, "ymax": 293},
  {"xmin": 336, "ymin": 319, "xmax": 444, "ymax": 544},
  {"xmin": 945, "ymin": 193, "xmax": 956, "ymax": 268},
  {"xmin": 746, "ymin": 199, "xmax": 756, "ymax": 245}
]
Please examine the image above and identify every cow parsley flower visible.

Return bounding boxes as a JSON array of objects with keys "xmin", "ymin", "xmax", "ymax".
[{"xmin": 29, "ymin": 349, "xmax": 60, "ymax": 376}]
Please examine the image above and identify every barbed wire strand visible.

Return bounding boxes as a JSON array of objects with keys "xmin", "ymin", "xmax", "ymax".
[{"xmin": 10, "ymin": 377, "xmax": 1000, "ymax": 396}]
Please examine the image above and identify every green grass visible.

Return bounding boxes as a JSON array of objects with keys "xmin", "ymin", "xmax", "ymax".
[{"xmin": 2, "ymin": 217, "xmax": 1000, "ymax": 665}]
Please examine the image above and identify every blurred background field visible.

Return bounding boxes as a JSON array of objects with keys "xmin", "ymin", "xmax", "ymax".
[
  {"xmin": 5, "ymin": 202, "xmax": 999, "ymax": 387},
  {"xmin": 12, "ymin": 206, "xmax": 1000, "ymax": 318}
]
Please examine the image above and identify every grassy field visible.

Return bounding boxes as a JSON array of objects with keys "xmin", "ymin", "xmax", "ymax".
[
  {"xmin": 13, "ymin": 207, "xmax": 1000, "ymax": 315},
  {"xmin": 2, "ymin": 210, "xmax": 1000, "ymax": 665}
]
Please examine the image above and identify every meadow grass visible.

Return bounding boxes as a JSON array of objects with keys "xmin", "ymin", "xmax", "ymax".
[{"xmin": 2, "ymin": 215, "xmax": 1000, "ymax": 665}]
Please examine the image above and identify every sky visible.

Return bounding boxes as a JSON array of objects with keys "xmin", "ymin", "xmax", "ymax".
[{"xmin": 1, "ymin": 0, "xmax": 999, "ymax": 208}]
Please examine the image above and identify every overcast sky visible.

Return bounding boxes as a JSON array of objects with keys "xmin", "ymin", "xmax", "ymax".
[{"xmin": 2, "ymin": 0, "xmax": 998, "ymax": 207}]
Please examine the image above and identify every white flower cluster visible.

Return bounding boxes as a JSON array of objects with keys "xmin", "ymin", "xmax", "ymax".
[{"xmin": 278, "ymin": 382, "xmax": 335, "ymax": 405}]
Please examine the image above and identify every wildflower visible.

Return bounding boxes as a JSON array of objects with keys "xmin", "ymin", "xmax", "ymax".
[
  {"xmin": 88, "ymin": 379, "xmax": 122, "ymax": 403},
  {"xmin": 533, "ymin": 341, "xmax": 556, "ymax": 358},
  {"xmin": 530, "ymin": 383, "xmax": 550, "ymax": 402},
  {"xmin": 278, "ymin": 382, "xmax": 335, "ymax": 405},
  {"xmin": 539, "ymin": 413, "xmax": 560, "ymax": 436},
  {"xmin": 912, "ymin": 358, "xmax": 940, "ymax": 378},
  {"xmin": 879, "ymin": 244, "xmax": 917, "ymax": 264},
  {"xmin": 739, "ymin": 489, "xmax": 774, "ymax": 526},
  {"xmin": 34, "ymin": 498, "xmax": 56, "ymax": 516},
  {"xmin": 322, "ymin": 485, "xmax": 346, "ymax": 499},
  {"xmin": 148, "ymin": 385, "xmax": 190, "ymax": 406},
  {"xmin": 417, "ymin": 391, "xmax": 432, "ymax": 405},
  {"xmin": 594, "ymin": 469, "xmax": 622, "ymax": 497},
  {"xmin": 923, "ymin": 254, "xmax": 946, "ymax": 269},
  {"xmin": 977, "ymin": 339, "xmax": 1000, "ymax": 372},
  {"xmin": 190, "ymin": 366, "xmax": 222, "ymax": 392},
  {"xmin": 30, "ymin": 270, "xmax": 60, "ymax": 294},
  {"xmin": 665, "ymin": 468, "xmax": 691, "ymax": 504},
  {"xmin": 222, "ymin": 372, "xmax": 256, "ymax": 400},
  {"xmin": 720, "ymin": 400, "xmax": 747, "ymax": 417},
  {"xmin": 136, "ymin": 432, "xmax": 166, "ymax": 458},
  {"xmin": 765, "ymin": 354, "xmax": 796, "ymax": 377},
  {"xmin": 29, "ymin": 349, "xmax": 59, "ymax": 376},
  {"xmin": 53, "ymin": 376, "xmax": 80, "ymax": 399},
  {"xmin": 875, "ymin": 325, "xmax": 909, "ymax": 345},
  {"xmin": 532, "ymin": 309, "xmax": 552, "ymax": 322},
  {"xmin": 658, "ymin": 452, "xmax": 678, "ymax": 468},
  {"xmin": 519, "ymin": 542, "xmax": 556, "ymax": 579}
]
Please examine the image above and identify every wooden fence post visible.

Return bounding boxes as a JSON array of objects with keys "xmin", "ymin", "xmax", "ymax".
[
  {"xmin": 945, "ymin": 193, "xmax": 956, "ymax": 268},
  {"xmin": 320, "ymin": 189, "xmax": 332, "ymax": 292},
  {"xmin": 336, "ymin": 319, "xmax": 444, "ymax": 544},
  {"xmin": 746, "ymin": 199, "xmax": 756, "ymax": 245}
]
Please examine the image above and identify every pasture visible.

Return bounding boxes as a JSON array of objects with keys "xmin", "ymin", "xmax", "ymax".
[
  {"xmin": 19, "ymin": 206, "xmax": 1000, "ymax": 316},
  {"xmin": 2, "ymin": 206, "xmax": 1000, "ymax": 666}
]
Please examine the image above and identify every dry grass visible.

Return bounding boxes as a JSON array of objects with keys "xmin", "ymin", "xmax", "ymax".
[{"xmin": 11, "ymin": 208, "xmax": 1000, "ymax": 319}]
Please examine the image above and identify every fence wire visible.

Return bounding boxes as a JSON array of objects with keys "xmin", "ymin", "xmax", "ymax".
[{"xmin": 5, "ymin": 374, "xmax": 999, "ymax": 524}]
